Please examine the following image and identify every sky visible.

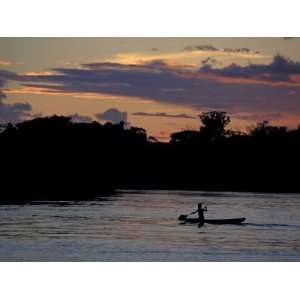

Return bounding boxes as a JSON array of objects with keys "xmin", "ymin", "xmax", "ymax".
[{"xmin": 1, "ymin": 37, "xmax": 300, "ymax": 140}]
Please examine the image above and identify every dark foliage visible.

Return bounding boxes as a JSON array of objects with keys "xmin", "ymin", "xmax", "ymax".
[
  {"xmin": 1, "ymin": 111, "xmax": 300, "ymax": 201},
  {"xmin": 199, "ymin": 111, "xmax": 230, "ymax": 141}
]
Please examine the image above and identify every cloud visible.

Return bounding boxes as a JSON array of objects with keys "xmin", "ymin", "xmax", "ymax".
[
  {"xmin": 200, "ymin": 55, "xmax": 300, "ymax": 83},
  {"xmin": 0, "ymin": 79, "xmax": 5, "ymax": 101},
  {"xmin": 184, "ymin": 45, "xmax": 219, "ymax": 52},
  {"xmin": 95, "ymin": 108, "xmax": 127, "ymax": 123},
  {"xmin": 0, "ymin": 96, "xmax": 32, "ymax": 123},
  {"xmin": 0, "ymin": 101, "xmax": 33, "ymax": 123},
  {"xmin": 0, "ymin": 72, "xmax": 33, "ymax": 123},
  {"xmin": 0, "ymin": 69, "xmax": 18, "ymax": 81},
  {"xmin": 201, "ymin": 57, "xmax": 219, "ymax": 66},
  {"xmin": 0, "ymin": 60, "xmax": 11, "ymax": 66},
  {"xmin": 106, "ymin": 46, "xmax": 266, "ymax": 67},
  {"xmin": 68, "ymin": 113, "xmax": 93, "ymax": 123},
  {"xmin": 2, "ymin": 54, "xmax": 300, "ymax": 126},
  {"xmin": 184, "ymin": 45, "xmax": 259, "ymax": 55},
  {"xmin": 132, "ymin": 112, "xmax": 195, "ymax": 119},
  {"xmin": 16, "ymin": 56, "xmax": 300, "ymax": 104}
]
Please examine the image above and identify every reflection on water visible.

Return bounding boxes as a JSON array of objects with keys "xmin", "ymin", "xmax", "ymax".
[{"xmin": 0, "ymin": 190, "xmax": 299, "ymax": 261}]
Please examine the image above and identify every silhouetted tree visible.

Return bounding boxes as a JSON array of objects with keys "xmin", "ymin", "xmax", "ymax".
[
  {"xmin": 170, "ymin": 130, "xmax": 200, "ymax": 144},
  {"xmin": 199, "ymin": 111, "xmax": 230, "ymax": 141},
  {"xmin": 249, "ymin": 120, "xmax": 288, "ymax": 139}
]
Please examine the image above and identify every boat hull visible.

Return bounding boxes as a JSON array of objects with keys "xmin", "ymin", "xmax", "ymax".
[
  {"xmin": 180, "ymin": 217, "xmax": 246, "ymax": 224},
  {"xmin": 205, "ymin": 218, "xmax": 246, "ymax": 224}
]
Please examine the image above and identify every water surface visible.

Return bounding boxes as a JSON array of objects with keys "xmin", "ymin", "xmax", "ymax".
[{"xmin": 0, "ymin": 190, "xmax": 299, "ymax": 261}]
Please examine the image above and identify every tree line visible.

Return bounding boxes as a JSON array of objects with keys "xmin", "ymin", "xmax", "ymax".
[{"xmin": 1, "ymin": 111, "xmax": 300, "ymax": 201}]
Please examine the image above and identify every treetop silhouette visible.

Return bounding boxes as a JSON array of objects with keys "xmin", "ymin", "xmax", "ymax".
[{"xmin": 1, "ymin": 110, "xmax": 300, "ymax": 201}]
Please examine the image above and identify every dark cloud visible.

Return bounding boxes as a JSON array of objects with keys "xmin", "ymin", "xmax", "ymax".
[
  {"xmin": 132, "ymin": 112, "xmax": 195, "ymax": 119},
  {"xmin": 69, "ymin": 113, "xmax": 93, "ymax": 123},
  {"xmin": 184, "ymin": 45, "xmax": 218, "ymax": 52},
  {"xmin": 184, "ymin": 45, "xmax": 258, "ymax": 54},
  {"xmin": 2, "ymin": 55, "xmax": 300, "ymax": 125},
  {"xmin": 0, "ymin": 79, "xmax": 6, "ymax": 101},
  {"xmin": 223, "ymin": 47, "xmax": 252, "ymax": 54},
  {"xmin": 200, "ymin": 55, "xmax": 300, "ymax": 82},
  {"xmin": 0, "ymin": 72, "xmax": 14, "ymax": 97},
  {"xmin": 95, "ymin": 108, "xmax": 127, "ymax": 123},
  {"xmin": 12, "ymin": 103, "xmax": 32, "ymax": 111},
  {"xmin": 0, "ymin": 71, "xmax": 33, "ymax": 123},
  {"xmin": 0, "ymin": 101, "xmax": 33, "ymax": 123},
  {"xmin": 201, "ymin": 57, "xmax": 219, "ymax": 66},
  {"xmin": 12, "ymin": 57, "xmax": 300, "ymax": 119},
  {"xmin": 151, "ymin": 48, "xmax": 159, "ymax": 51},
  {"xmin": 0, "ymin": 69, "xmax": 18, "ymax": 81}
]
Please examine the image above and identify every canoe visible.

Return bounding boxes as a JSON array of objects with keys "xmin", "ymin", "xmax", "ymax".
[
  {"xmin": 204, "ymin": 218, "xmax": 246, "ymax": 224},
  {"xmin": 179, "ymin": 216, "xmax": 246, "ymax": 224}
]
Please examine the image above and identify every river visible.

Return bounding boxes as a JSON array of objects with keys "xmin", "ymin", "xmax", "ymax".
[{"xmin": 0, "ymin": 190, "xmax": 299, "ymax": 261}]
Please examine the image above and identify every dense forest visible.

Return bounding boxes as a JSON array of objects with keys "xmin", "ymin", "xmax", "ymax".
[{"xmin": 1, "ymin": 111, "xmax": 300, "ymax": 201}]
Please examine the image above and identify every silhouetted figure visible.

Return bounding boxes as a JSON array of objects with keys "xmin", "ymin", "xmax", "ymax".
[{"xmin": 191, "ymin": 203, "xmax": 207, "ymax": 226}]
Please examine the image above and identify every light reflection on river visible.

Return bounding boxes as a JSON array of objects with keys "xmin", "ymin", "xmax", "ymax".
[{"xmin": 0, "ymin": 190, "xmax": 299, "ymax": 261}]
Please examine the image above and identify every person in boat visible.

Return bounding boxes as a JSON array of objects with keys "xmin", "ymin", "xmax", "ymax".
[{"xmin": 191, "ymin": 203, "xmax": 207, "ymax": 226}]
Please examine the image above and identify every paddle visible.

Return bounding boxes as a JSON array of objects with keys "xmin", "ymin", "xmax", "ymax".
[{"xmin": 178, "ymin": 210, "xmax": 196, "ymax": 221}]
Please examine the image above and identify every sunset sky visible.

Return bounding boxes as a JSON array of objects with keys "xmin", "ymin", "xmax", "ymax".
[{"xmin": 1, "ymin": 37, "xmax": 300, "ymax": 140}]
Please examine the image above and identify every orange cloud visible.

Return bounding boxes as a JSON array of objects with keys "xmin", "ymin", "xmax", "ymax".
[
  {"xmin": 108, "ymin": 48, "xmax": 268, "ymax": 67},
  {"xmin": 5, "ymin": 86, "xmax": 154, "ymax": 103},
  {"xmin": 0, "ymin": 60, "xmax": 10, "ymax": 66}
]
